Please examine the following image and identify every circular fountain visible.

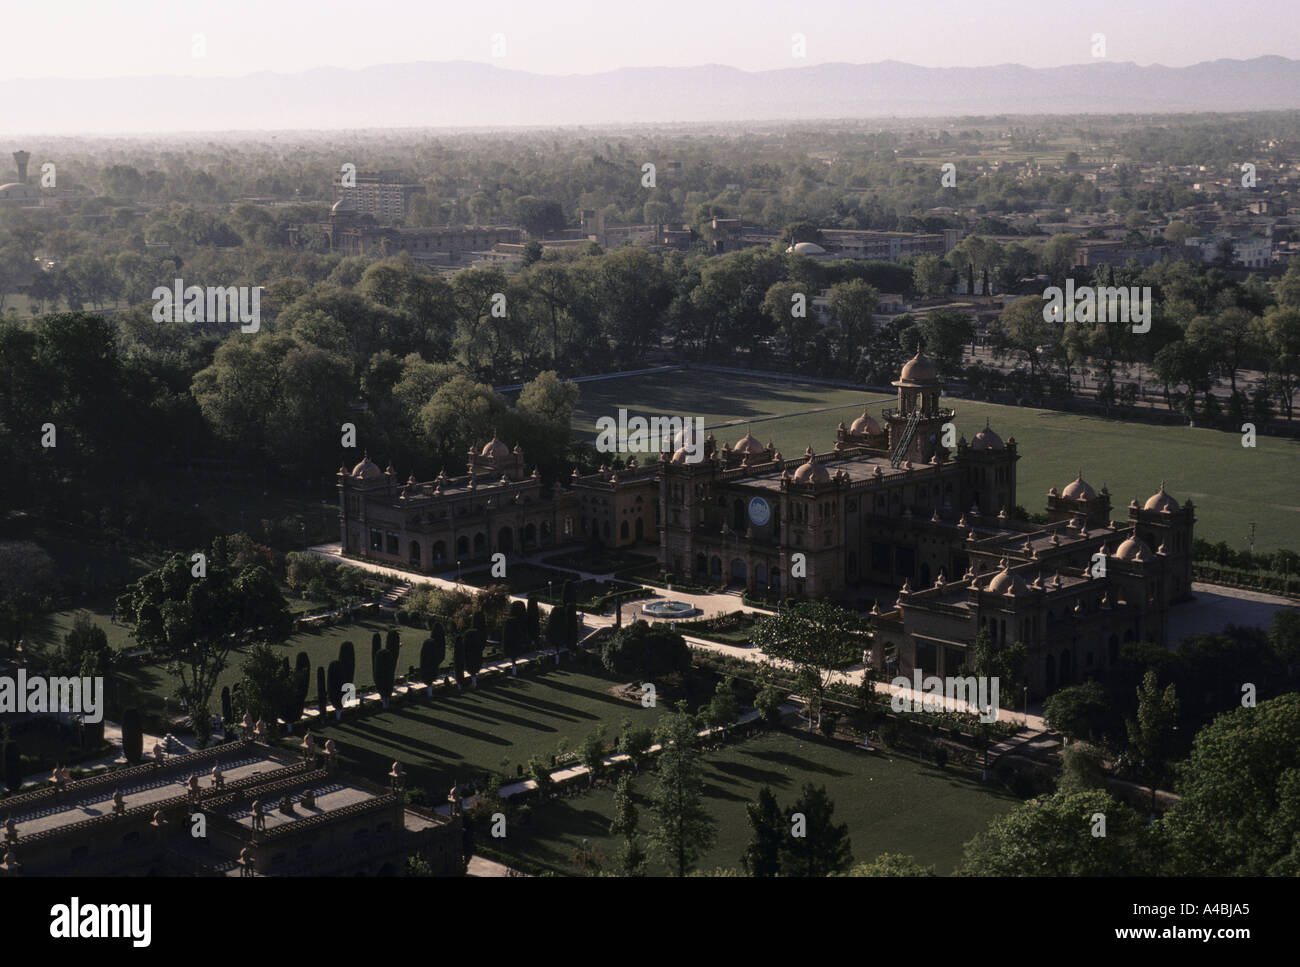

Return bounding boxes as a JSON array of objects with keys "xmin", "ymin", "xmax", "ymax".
[{"xmin": 641, "ymin": 599, "xmax": 700, "ymax": 619}]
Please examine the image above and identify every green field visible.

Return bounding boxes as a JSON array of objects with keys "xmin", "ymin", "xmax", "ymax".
[
  {"xmin": 302, "ymin": 667, "xmax": 669, "ymax": 798},
  {"xmin": 570, "ymin": 369, "xmax": 1300, "ymax": 553},
  {"xmin": 496, "ymin": 730, "xmax": 1018, "ymax": 876},
  {"xmin": 109, "ymin": 617, "xmax": 409, "ymax": 714}
]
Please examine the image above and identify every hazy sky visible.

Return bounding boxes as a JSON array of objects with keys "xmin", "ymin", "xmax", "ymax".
[{"xmin": 6, "ymin": 0, "xmax": 1297, "ymax": 80}]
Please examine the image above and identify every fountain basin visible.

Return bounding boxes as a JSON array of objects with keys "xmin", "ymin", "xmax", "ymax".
[{"xmin": 641, "ymin": 599, "xmax": 700, "ymax": 619}]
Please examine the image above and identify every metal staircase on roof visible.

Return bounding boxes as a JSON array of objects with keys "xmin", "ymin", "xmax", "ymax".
[{"xmin": 890, "ymin": 410, "xmax": 921, "ymax": 469}]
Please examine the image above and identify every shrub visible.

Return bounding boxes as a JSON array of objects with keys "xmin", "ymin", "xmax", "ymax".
[
  {"xmin": 756, "ymin": 685, "xmax": 786, "ymax": 725},
  {"xmin": 819, "ymin": 710, "xmax": 839, "ymax": 739},
  {"xmin": 600, "ymin": 620, "xmax": 691, "ymax": 679},
  {"xmin": 530, "ymin": 755, "xmax": 555, "ymax": 796}
]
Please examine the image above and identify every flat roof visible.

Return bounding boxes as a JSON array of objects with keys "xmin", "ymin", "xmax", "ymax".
[{"xmin": 8, "ymin": 749, "xmax": 276, "ymax": 839}]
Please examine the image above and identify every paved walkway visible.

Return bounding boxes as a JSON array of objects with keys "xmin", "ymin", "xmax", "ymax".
[
  {"xmin": 305, "ymin": 543, "xmax": 1042, "ymax": 727},
  {"xmin": 1167, "ymin": 582, "xmax": 1295, "ymax": 646},
  {"xmin": 466, "ymin": 856, "xmax": 523, "ymax": 877}
]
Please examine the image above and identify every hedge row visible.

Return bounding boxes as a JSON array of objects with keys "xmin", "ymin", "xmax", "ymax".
[{"xmin": 1193, "ymin": 565, "xmax": 1300, "ymax": 597}]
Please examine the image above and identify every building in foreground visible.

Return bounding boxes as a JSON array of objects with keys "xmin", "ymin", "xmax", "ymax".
[{"xmin": 0, "ymin": 740, "xmax": 461, "ymax": 876}]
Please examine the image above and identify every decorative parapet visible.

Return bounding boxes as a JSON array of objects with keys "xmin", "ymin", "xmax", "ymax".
[{"xmin": 1, "ymin": 740, "xmax": 257, "ymax": 814}]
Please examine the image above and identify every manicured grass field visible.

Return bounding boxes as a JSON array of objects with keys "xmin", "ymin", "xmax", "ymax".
[
  {"xmin": 112, "ymin": 617, "xmax": 414, "ymax": 713},
  {"xmin": 570, "ymin": 369, "xmax": 1300, "ymax": 553},
  {"xmin": 26, "ymin": 607, "xmax": 138, "ymax": 655},
  {"xmin": 496, "ymin": 730, "xmax": 1019, "ymax": 875},
  {"xmin": 302, "ymin": 667, "xmax": 668, "ymax": 799}
]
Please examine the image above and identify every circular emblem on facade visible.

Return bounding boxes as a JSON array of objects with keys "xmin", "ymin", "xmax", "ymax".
[{"xmin": 747, "ymin": 496, "xmax": 772, "ymax": 527}]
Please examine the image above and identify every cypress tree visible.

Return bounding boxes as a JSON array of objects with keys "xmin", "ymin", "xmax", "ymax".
[
  {"xmin": 328, "ymin": 661, "xmax": 345, "ymax": 720},
  {"xmin": 339, "ymin": 640, "xmax": 356, "ymax": 685},
  {"xmin": 420, "ymin": 636, "xmax": 445, "ymax": 696},
  {"xmin": 122, "ymin": 708, "xmax": 144, "ymax": 764}
]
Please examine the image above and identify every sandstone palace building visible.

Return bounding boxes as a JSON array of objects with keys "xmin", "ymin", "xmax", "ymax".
[{"xmin": 337, "ymin": 352, "xmax": 1195, "ymax": 698}]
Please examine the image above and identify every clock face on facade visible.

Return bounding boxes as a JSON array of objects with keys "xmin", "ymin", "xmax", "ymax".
[{"xmin": 748, "ymin": 496, "xmax": 772, "ymax": 527}]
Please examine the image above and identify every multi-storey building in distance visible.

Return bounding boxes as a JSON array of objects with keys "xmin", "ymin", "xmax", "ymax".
[{"xmin": 332, "ymin": 169, "xmax": 424, "ymax": 222}]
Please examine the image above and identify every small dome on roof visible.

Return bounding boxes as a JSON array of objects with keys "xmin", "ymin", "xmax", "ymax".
[
  {"xmin": 1061, "ymin": 472, "xmax": 1096, "ymax": 501},
  {"xmin": 898, "ymin": 351, "xmax": 937, "ymax": 383},
  {"xmin": 1114, "ymin": 535, "xmax": 1152, "ymax": 561},
  {"xmin": 786, "ymin": 241, "xmax": 826, "ymax": 255},
  {"xmin": 671, "ymin": 425, "xmax": 701, "ymax": 450},
  {"xmin": 1143, "ymin": 482, "xmax": 1181, "ymax": 513},
  {"xmin": 849, "ymin": 410, "xmax": 883, "ymax": 436},
  {"xmin": 481, "ymin": 436, "xmax": 510, "ymax": 460},
  {"xmin": 350, "ymin": 454, "xmax": 384, "ymax": 480},
  {"xmin": 792, "ymin": 455, "xmax": 830, "ymax": 485},
  {"xmin": 986, "ymin": 564, "xmax": 1031, "ymax": 596},
  {"xmin": 971, "ymin": 419, "xmax": 1004, "ymax": 451},
  {"xmin": 734, "ymin": 432, "xmax": 765, "ymax": 454}
]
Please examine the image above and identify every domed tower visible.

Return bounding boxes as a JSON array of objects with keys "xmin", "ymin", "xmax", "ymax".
[
  {"xmin": 955, "ymin": 419, "xmax": 1019, "ymax": 516},
  {"xmin": 884, "ymin": 351, "xmax": 952, "ymax": 467},
  {"xmin": 1046, "ymin": 471, "xmax": 1111, "ymax": 528},
  {"xmin": 725, "ymin": 430, "xmax": 774, "ymax": 467},
  {"xmin": 337, "ymin": 452, "xmax": 390, "ymax": 555},
  {"xmin": 468, "ymin": 434, "xmax": 525, "ymax": 480},
  {"xmin": 836, "ymin": 407, "xmax": 886, "ymax": 451},
  {"xmin": 1128, "ymin": 482, "xmax": 1195, "ymax": 604}
]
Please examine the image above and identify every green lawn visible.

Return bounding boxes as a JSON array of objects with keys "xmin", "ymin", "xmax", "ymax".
[
  {"xmin": 26, "ymin": 607, "xmax": 138, "ymax": 655},
  {"xmin": 677, "ymin": 611, "xmax": 760, "ymax": 646},
  {"xmin": 302, "ymin": 667, "xmax": 669, "ymax": 799},
  {"xmin": 497, "ymin": 730, "xmax": 1018, "ymax": 876},
  {"xmin": 112, "ymin": 617, "xmax": 410, "ymax": 713},
  {"xmin": 570, "ymin": 369, "xmax": 1300, "ymax": 553}
]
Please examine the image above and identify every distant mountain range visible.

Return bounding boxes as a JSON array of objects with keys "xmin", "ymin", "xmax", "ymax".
[{"xmin": 4, "ymin": 56, "xmax": 1300, "ymax": 135}]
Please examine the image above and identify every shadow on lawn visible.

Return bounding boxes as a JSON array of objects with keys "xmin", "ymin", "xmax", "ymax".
[
  {"xmin": 423, "ymin": 692, "xmax": 567, "ymax": 733},
  {"xmin": 467, "ymin": 679, "xmax": 602, "ymax": 724},
  {"xmin": 746, "ymin": 747, "xmax": 852, "ymax": 778},
  {"xmin": 708, "ymin": 758, "xmax": 792, "ymax": 789},
  {"xmin": 336, "ymin": 716, "xmax": 465, "ymax": 761},
  {"xmin": 506, "ymin": 799, "xmax": 624, "ymax": 869},
  {"xmin": 521, "ymin": 670, "xmax": 648, "ymax": 714},
  {"xmin": 700, "ymin": 780, "xmax": 752, "ymax": 803}
]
